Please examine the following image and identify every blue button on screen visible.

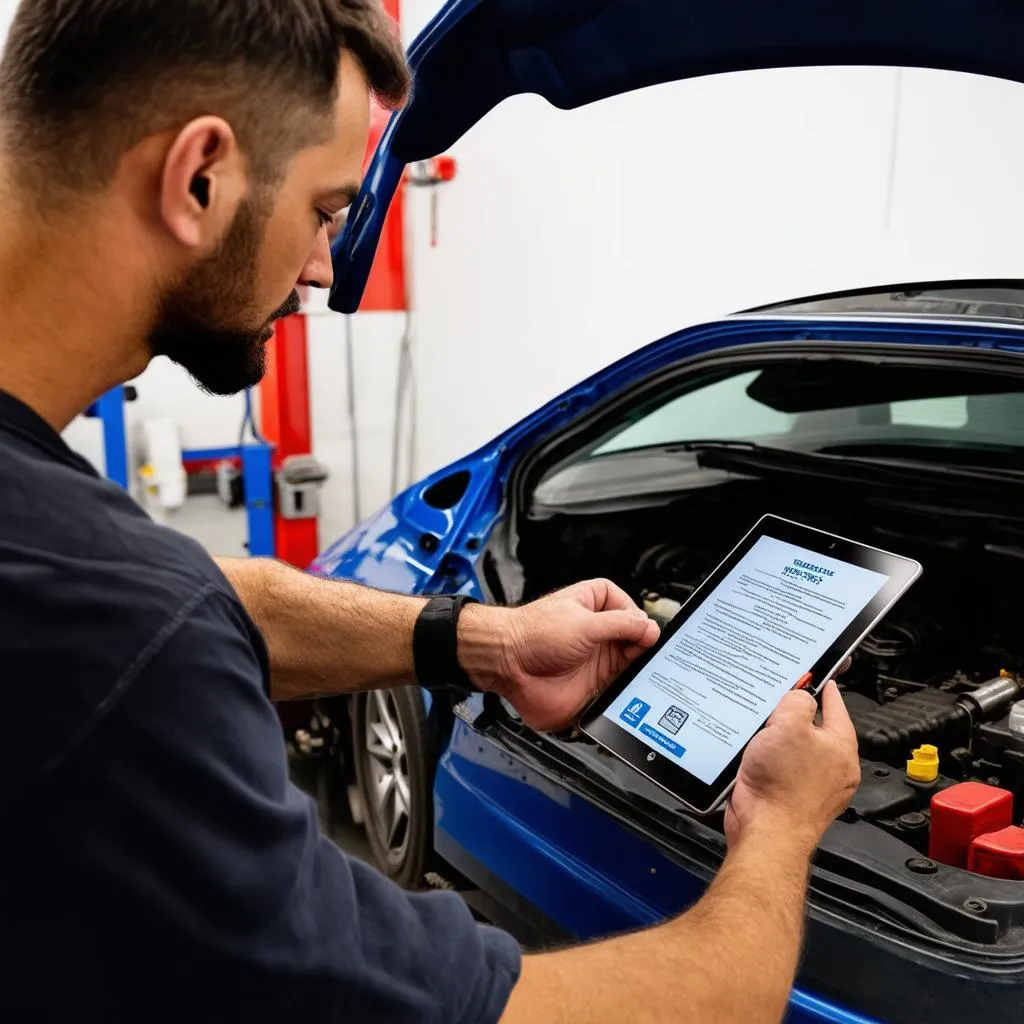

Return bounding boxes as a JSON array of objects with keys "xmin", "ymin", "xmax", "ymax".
[
  {"xmin": 619, "ymin": 699, "xmax": 651, "ymax": 727},
  {"xmin": 639, "ymin": 723, "xmax": 686, "ymax": 759}
]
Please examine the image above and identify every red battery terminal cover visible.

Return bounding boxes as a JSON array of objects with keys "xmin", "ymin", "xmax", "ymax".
[
  {"xmin": 968, "ymin": 826, "xmax": 1024, "ymax": 880},
  {"xmin": 928, "ymin": 781, "xmax": 1014, "ymax": 868}
]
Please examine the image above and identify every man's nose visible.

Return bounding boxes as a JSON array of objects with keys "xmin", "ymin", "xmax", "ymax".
[{"xmin": 300, "ymin": 229, "xmax": 334, "ymax": 289}]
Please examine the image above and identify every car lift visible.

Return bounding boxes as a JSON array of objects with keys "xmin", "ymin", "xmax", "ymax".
[{"xmin": 256, "ymin": 312, "xmax": 321, "ymax": 567}]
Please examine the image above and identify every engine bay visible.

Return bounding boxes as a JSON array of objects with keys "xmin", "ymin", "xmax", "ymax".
[{"xmin": 512, "ymin": 470, "xmax": 1024, "ymax": 883}]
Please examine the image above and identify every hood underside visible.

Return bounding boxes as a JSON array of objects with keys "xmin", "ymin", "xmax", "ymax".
[{"xmin": 331, "ymin": 0, "xmax": 1024, "ymax": 312}]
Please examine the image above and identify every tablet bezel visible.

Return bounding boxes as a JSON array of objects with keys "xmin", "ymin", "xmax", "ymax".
[{"xmin": 579, "ymin": 514, "xmax": 922, "ymax": 815}]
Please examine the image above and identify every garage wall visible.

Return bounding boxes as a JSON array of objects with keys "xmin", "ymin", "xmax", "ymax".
[
  {"xmin": 4, "ymin": 0, "xmax": 1023, "ymax": 550},
  {"xmin": 402, "ymin": 3, "xmax": 1024, "ymax": 476}
]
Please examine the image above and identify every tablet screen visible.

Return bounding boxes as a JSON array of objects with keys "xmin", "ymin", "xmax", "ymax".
[{"xmin": 601, "ymin": 535, "xmax": 890, "ymax": 785}]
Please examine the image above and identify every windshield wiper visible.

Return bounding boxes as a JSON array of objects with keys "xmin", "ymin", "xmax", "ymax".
[{"xmin": 665, "ymin": 440, "xmax": 1024, "ymax": 487}]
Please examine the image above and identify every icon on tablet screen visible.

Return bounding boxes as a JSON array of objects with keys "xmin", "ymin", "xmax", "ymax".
[{"xmin": 658, "ymin": 706, "xmax": 688, "ymax": 734}]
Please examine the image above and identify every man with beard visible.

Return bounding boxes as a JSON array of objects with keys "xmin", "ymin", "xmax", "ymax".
[{"xmin": 0, "ymin": 2, "xmax": 860, "ymax": 1023}]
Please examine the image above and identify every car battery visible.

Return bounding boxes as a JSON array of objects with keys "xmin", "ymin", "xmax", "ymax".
[
  {"xmin": 928, "ymin": 781, "xmax": 1014, "ymax": 868},
  {"xmin": 968, "ymin": 826, "xmax": 1024, "ymax": 880}
]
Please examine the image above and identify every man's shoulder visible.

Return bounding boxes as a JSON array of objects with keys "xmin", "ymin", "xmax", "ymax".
[
  {"xmin": 0, "ymin": 433, "xmax": 228, "ymax": 595},
  {"xmin": 0, "ymin": 443, "xmax": 261, "ymax": 798}
]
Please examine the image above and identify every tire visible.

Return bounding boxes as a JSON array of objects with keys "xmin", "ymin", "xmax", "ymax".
[
  {"xmin": 312, "ymin": 698, "xmax": 358, "ymax": 844},
  {"xmin": 352, "ymin": 686, "xmax": 436, "ymax": 889}
]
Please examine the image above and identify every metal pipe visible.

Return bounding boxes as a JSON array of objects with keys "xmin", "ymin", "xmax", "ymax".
[{"xmin": 959, "ymin": 675, "xmax": 1022, "ymax": 719}]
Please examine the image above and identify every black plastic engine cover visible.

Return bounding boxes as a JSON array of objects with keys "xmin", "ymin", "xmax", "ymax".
[
  {"xmin": 975, "ymin": 714, "xmax": 1024, "ymax": 820},
  {"xmin": 844, "ymin": 759, "xmax": 954, "ymax": 821},
  {"xmin": 976, "ymin": 714, "xmax": 1024, "ymax": 759},
  {"xmin": 850, "ymin": 689, "xmax": 971, "ymax": 764}
]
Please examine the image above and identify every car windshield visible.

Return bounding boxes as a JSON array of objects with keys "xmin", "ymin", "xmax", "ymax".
[{"xmin": 584, "ymin": 362, "xmax": 1024, "ymax": 462}]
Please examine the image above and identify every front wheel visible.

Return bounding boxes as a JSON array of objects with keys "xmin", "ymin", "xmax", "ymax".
[{"xmin": 352, "ymin": 686, "xmax": 436, "ymax": 889}]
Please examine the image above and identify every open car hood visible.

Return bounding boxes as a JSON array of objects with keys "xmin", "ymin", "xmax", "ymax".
[{"xmin": 330, "ymin": 0, "xmax": 1024, "ymax": 312}]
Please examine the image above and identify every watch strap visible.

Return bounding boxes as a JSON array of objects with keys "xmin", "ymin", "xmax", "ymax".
[{"xmin": 413, "ymin": 595, "xmax": 479, "ymax": 693}]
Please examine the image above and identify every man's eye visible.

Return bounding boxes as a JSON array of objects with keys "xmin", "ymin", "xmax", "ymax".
[
  {"xmin": 316, "ymin": 209, "xmax": 334, "ymax": 229},
  {"xmin": 325, "ymin": 208, "xmax": 349, "ymax": 243}
]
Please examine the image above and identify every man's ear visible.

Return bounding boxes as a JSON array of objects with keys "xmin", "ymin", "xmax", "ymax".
[{"xmin": 159, "ymin": 116, "xmax": 246, "ymax": 249}]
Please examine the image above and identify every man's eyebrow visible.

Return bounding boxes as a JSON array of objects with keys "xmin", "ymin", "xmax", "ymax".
[{"xmin": 320, "ymin": 183, "xmax": 361, "ymax": 207}]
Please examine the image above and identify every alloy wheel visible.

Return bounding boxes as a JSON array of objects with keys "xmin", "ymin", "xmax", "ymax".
[{"xmin": 363, "ymin": 688, "xmax": 411, "ymax": 861}]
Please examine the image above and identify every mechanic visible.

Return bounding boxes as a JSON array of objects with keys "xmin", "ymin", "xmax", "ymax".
[{"xmin": 0, "ymin": 2, "xmax": 860, "ymax": 1022}]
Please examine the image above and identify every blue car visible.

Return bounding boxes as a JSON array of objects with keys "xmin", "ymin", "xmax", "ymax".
[{"xmin": 303, "ymin": 3, "xmax": 1024, "ymax": 1021}]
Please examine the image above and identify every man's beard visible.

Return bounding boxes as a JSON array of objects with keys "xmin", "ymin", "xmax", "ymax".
[{"xmin": 148, "ymin": 197, "xmax": 302, "ymax": 396}]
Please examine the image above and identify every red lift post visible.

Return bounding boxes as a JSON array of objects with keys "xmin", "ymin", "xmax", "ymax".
[{"xmin": 259, "ymin": 315, "xmax": 319, "ymax": 567}]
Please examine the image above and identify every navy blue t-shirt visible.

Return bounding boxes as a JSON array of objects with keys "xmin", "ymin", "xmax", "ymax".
[{"xmin": 0, "ymin": 390, "xmax": 520, "ymax": 1021}]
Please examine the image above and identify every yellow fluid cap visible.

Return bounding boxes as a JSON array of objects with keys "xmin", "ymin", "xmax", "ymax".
[{"xmin": 906, "ymin": 744, "xmax": 940, "ymax": 783}]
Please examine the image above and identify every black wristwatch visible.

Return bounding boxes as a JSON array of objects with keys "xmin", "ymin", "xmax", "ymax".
[{"xmin": 413, "ymin": 595, "xmax": 480, "ymax": 694}]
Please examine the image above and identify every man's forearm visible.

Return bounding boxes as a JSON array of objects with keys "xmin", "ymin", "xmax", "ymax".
[
  {"xmin": 216, "ymin": 557, "xmax": 510, "ymax": 701},
  {"xmin": 502, "ymin": 826, "xmax": 812, "ymax": 1024},
  {"xmin": 216, "ymin": 557, "xmax": 423, "ymax": 699}
]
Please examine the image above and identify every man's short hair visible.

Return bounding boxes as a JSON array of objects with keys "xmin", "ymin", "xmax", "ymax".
[{"xmin": 0, "ymin": 0, "xmax": 411, "ymax": 198}]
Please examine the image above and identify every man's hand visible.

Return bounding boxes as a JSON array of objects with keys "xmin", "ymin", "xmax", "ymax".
[
  {"xmin": 460, "ymin": 580, "xmax": 660, "ymax": 732},
  {"xmin": 725, "ymin": 680, "xmax": 860, "ymax": 854}
]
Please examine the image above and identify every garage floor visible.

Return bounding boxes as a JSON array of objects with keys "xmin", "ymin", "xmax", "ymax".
[{"xmin": 163, "ymin": 494, "xmax": 249, "ymax": 556}]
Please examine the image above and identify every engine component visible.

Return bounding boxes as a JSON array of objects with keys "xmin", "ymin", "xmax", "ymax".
[
  {"xmin": 853, "ymin": 690, "xmax": 971, "ymax": 763},
  {"xmin": 929, "ymin": 782, "xmax": 1015, "ymax": 868},
  {"xmin": 906, "ymin": 744, "xmax": 940, "ymax": 783},
  {"xmin": 960, "ymin": 672, "xmax": 1023, "ymax": 718},
  {"xmin": 968, "ymin": 826, "xmax": 1024, "ymax": 880},
  {"xmin": 852, "ymin": 675, "xmax": 1024, "ymax": 765},
  {"xmin": 860, "ymin": 618, "xmax": 921, "ymax": 670},
  {"xmin": 640, "ymin": 592, "xmax": 683, "ymax": 629},
  {"xmin": 975, "ymin": 714, "xmax": 1024, "ymax": 822},
  {"xmin": 844, "ymin": 760, "xmax": 943, "ymax": 821},
  {"xmin": 894, "ymin": 811, "xmax": 931, "ymax": 854},
  {"xmin": 976, "ymin": 714, "xmax": 1024, "ymax": 760},
  {"xmin": 1009, "ymin": 700, "xmax": 1024, "ymax": 737},
  {"xmin": 633, "ymin": 544, "xmax": 700, "ymax": 604}
]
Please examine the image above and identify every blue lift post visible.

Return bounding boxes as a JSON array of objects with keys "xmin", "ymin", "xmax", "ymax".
[
  {"xmin": 92, "ymin": 387, "xmax": 130, "ymax": 489},
  {"xmin": 180, "ymin": 444, "xmax": 276, "ymax": 558},
  {"xmin": 88, "ymin": 389, "xmax": 276, "ymax": 557},
  {"xmin": 240, "ymin": 444, "xmax": 275, "ymax": 557}
]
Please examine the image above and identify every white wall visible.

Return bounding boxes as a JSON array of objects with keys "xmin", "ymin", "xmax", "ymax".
[
  {"xmin": 306, "ymin": 294, "xmax": 410, "ymax": 541},
  {"xmin": 402, "ymin": 59, "xmax": 1024, "ymax": 475},
  {"xmin": 13, "ymin": 0, "xmax": 1024, "ymax": 549}
]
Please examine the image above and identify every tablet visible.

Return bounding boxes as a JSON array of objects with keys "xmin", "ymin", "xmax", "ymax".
[{"xmin": 579, "ymin": 515, "xmax": 922, "ymax": 815}]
